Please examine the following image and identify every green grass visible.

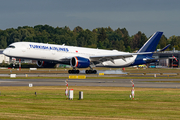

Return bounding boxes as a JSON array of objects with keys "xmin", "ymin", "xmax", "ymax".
[
  {"xmin": 0, "ymin": 86, "xmax": 180, "ymax": 119},
  {"xmin": 1, "ymin": 67, "xmax": 180, "ymax": 74},
  {"xmin": 1, "ymin": 67, "xmax": 180, "ymax": 80},
  {"xmin": 1, "ymin": 76, "xmax": 180, "ymax": 80}
]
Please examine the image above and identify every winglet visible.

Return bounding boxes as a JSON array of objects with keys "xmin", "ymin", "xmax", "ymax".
[{"xmin": 138, "ymin": 32, "xmax": 163, "ymax": 53}]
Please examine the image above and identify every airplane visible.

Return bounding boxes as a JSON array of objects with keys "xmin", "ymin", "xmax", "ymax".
[{"xmin": 3, "ymin": 31, "xmax": 168, "ymax": 74}]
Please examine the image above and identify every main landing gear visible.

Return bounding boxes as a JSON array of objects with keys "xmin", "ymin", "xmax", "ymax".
[
  {"xmin": 68, "ymin": 69, "xmax": 80, "ymax": 74},
  {"xmin": 85, "ymin": 70, "xmax": 97, "ymax": 74},
  {"xmin": 85, "ymin": 66, "xmax": 97, "ymax": 74},
  {"xmin": 68, "ymin": 69, "xmax": 97, "ymax": 74}
]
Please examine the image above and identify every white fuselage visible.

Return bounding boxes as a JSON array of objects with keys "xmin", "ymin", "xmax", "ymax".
[{"xmin": 3, "ymin": 42, "xmax": 137, "ymax": 67}]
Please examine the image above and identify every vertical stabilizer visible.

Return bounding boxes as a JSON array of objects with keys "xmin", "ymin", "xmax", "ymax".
[{"xmin": 138, "ymin": 32, "xmax": 163, "ymax": 53}]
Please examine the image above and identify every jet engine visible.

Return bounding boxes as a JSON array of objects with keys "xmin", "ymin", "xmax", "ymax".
[
  {"xmin": 36, "ymin": 61, "xmax": 56, "ymax": 68},
  {"xmin": 70, "ymin": 56, "xmax": 90, "ymax": 68}
]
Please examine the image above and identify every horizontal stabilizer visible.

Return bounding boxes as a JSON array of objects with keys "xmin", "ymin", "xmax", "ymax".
[{"xmin": 159, "ymin": 44, "xmax": 170, "ymax": 52}]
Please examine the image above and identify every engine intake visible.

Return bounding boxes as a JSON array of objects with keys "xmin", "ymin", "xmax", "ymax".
[
  {"xmin": 37, "ymin": 61, "xmax": 45, "ymax": 67},
  {"xmin": 70, "ymin": 56, "xmax": 90, "ymax": 68}
]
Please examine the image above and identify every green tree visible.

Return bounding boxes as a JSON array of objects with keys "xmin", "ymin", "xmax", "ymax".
[
  {"xmin": 125, "ymin": 46, "xmax": 131, "ymax": 52},
  {"xmin": 115, "ymin": 28, "xmax": 123, "ymax": 36},
  {"xmin": 157, "ymin": 35, "xmax": 168, "ymax": 49},
  {"xmin": 119, "ymin": 40, "xmax": 125, "ymax": 51},
  {"xmin": 0, "ymin": 25, "xmax": 175, "ymax": 52},
  {"xmin": 104, "ymin": 26, "xmax": 113, "ymax": 34},
  {"xmin": 77, "ymin": 29, "xmax": 96, "ymax": 47},
  {"xmin": 97, "ymin": 41, "xmax": 104, "ymax": 49},
  {"xmin": 112, "ymin": 39, "xmax": 125, "ymax": 51},
  {"xmin": 97, "ymin": 28, "xmax": 107, "ymax": 42},
  {"xmin": 108, "ymin": 32, "xmax": 122, "ymax": 42},
  {"xmin": 122, "ymin": 35, "xmax": 130, "ymax": 47},
  {"xmin": 0, "ymin": 30, "xmax": 8, "ymax": 48},
  {"xmin": 132, "ymin": 31, "xmax": 147, "ymax": 50},
  {"xmin": 120, "ymin": 28, "xmax": 129, "ymax": 37},
  {"xmin": 102, "ymin": 38, "xmax": 110, "ymax": 49},
  {"xmin": 73, "ymin": 26, "xmax": 83, "ymax": 33},
  {"xmin": 0, "ymin": 36, "xmax": 7, "ymax": 48},
  {"xmin": 169, "ymin": 36, "xmax": 180, "ymax": 50}
]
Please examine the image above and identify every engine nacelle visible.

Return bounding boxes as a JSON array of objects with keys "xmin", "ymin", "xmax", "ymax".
[
  {"xmin": 37, "ymin": 61, "xmax": 45, "ymax": 67},
  {"xmin": 36, "ymin": 61, "xmax": 56, "ymax": 68},
  {"xmin": 70, "ymin": 56, "xmax": 90, "ymax": 68}
]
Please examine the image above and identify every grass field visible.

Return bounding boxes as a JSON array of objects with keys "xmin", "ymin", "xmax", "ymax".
[{"xmin": 0, "ymin": 86, "xmax": 180, "ymax": 120}]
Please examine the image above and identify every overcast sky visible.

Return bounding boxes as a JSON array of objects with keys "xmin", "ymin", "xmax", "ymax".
[{"xmin": 0, "ymin": 0, "xmax": 180, "ymax": 38}]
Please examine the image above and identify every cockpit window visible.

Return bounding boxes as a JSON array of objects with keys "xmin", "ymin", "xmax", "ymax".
[{"xmin": 8, "ymin": 45, "xmax": 15, "ymax": 48}]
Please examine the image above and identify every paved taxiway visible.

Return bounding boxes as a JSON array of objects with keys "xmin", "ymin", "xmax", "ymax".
[{"xmin": 0, "ymin": 79, "xmax": 180, "ymax": 88}]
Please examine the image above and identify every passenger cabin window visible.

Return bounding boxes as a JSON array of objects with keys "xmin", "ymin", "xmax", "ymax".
[{"xmin": 8, "ymin": 45, "xmax": 15, "ymax": 48}]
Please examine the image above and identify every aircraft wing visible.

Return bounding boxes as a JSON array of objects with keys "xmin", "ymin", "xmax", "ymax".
[{"xmin": 90, "ymin": 52, "xmax": 153, "ymax": 63}]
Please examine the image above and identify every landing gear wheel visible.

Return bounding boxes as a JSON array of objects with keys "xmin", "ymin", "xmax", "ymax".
[
  {"xmin": 85, "ymin": 70, "xmax": 97, "ymax": 74},
  {"xmin": 93, "ymin": 70, "xmax": 97, "ymax": 74},
  {"xmin": 85, "ymin": 70, "xmax": 89, "ymax": 74},
  {"xmin": 76, "ymin": 70, "xmax": 80, "ymax": 74},
  {"xmin": 68, "ymin": 70, "xmax": 71, "ymax": 74},
  {"xmin": 68, "ymin": 70, "xmax": 80, "ymax": 74}
]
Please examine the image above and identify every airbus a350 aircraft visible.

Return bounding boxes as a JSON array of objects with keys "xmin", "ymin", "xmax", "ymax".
[{"xmin": 3, "ymin": 32, "xmax": 169, "ymax": 74}]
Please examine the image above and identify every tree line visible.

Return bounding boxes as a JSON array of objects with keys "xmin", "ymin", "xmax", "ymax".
[{"xmin": 0, "ymin": 25, "xmax": 180, "ymax": 52}]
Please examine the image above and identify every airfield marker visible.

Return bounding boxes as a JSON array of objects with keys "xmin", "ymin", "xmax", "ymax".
[
  {"xmin": 69, "ymin": 89, "xmax": 74, "ymax": 100},
  {"xmin": 29, "ymin": 83, "xmax": 33, "ymax": 87},
  {"xmin": 65, "ymin": 79, "xmax": 68, "ymax": 99},
  {"xmin": 154, "ymin": 74, "xmax": 156, "ymax": 78},
  {"xmin": 19, "ymin": 59, "xmax": 21, "ymax": 71},
  {"xmin": 130, "ymin": 80, "xmax": 135, "ymax": 100}
]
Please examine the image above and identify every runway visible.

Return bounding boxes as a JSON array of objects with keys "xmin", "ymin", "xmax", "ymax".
[{"xmin": 0, "ymin": 78, "xmax": 180, "ymax": 88}]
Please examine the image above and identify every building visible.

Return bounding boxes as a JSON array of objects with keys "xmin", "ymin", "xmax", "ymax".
[
  {"xmin": 153, "ymin": 49, "xmax": 180, "ymax": 68},
  {"xmin": 0, "ymin": 49, "xmax": 9, "ymax": 63}
]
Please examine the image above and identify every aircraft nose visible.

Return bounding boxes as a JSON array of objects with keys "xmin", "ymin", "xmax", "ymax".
[{"xmin": 3, "ymin": 49, "xmax": 8, "ymax": 55}]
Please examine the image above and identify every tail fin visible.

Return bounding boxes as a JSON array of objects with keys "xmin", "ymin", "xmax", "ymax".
[{"xmin": 137, "ymin": 32, "xmax": 163, "ymax": 53}]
